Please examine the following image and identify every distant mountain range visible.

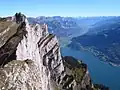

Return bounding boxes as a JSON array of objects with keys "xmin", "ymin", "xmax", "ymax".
[
  {"xmin": 28, "ymin": 16, "xmax": 120, "ymax": 66},
  {"xmin": 68, "ymin": 16, "xmax": 120, "ymax": 66},
  {"xmin": 28, "ymin": 16, "xmax": 115, "ymax": 38}
]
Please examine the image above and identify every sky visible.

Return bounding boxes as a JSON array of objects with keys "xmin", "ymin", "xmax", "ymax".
[{"xmin": 0, "ymin": 0, "xmax": 120, "ymax": 17}]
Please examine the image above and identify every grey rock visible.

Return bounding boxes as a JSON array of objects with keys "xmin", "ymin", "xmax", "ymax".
[
  {"xmin": 0, "ymin": 60, "xmax": 42, "ymax": 90},
  {"xmin": 0, "ymin": 14, "xmax": 108, "ymax": 90}
]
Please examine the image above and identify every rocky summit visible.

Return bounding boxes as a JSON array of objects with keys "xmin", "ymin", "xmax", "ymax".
[{"xmin": 0, "ymin": 13, "xmax": 108, "ymax": 90}]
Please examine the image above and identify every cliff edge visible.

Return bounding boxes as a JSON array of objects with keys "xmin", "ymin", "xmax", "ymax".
[{"xmin": 0, "ymin": 13, "xmax": 108, "ymax": 90}]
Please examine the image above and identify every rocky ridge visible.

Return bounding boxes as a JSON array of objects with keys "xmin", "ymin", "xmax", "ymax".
[{"xmin": 0, "ymin": 13, "xmax": 108, "ymax": 90}]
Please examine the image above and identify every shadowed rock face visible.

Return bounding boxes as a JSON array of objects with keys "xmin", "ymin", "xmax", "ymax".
[
  {"xmin": 0, "ymin": 22, "xmax": 26, "ymax": 66},
  {"xmin": 0, "ymin": 14, "xmax": 108, "ymax": 90},
  {"xmin": 15, "ymin": 13, "xmax": 26, "ymax": 24}
]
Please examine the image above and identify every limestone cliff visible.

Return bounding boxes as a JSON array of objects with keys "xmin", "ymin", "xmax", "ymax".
[{"xmin": 0, "ymin": 14, "xmax": 108, "ymax": 90}]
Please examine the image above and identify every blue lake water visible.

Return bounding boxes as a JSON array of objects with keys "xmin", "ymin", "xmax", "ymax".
[{"xmin": 61, "ymin": 47, "xmax": 120, "ymax": 90}]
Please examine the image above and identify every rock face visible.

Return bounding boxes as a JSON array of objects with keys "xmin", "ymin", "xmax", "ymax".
[
  {"xmin": 16, "ymin": 17, "xmax": 64, "ymax": 90},
  {"xmin": 0, "ymin": 14, "xmax": 108, "ymax": 90},
  {"xmin": 0, "ymin": 60, "xmax": 42, "ymax": 90}
]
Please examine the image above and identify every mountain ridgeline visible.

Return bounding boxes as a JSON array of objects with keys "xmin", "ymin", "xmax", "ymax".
[{"xmin": 28, "ymin": 16, "xmax": 112, "ymax": 38}]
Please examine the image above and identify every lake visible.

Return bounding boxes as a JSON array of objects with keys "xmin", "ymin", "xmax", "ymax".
[{"xmin": 61, "ymin": 47, "xmax": 120, "ymax": 90}]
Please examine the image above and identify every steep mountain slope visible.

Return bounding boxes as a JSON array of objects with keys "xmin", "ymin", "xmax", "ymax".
[
  {"xmin": 0, "ymin": 14, "xmax": 108, "ymax": 90},
  {"xmin": 68, "ymin": 18, "xmax": 120, "ymax": 66}
]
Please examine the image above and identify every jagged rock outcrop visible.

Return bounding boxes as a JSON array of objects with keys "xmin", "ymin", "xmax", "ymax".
[
  {"xmin": 0, "ymin": 14, "xmax": 108, "ymax": 90},
  {"xmin": 0, "ymin": 14, "xmax": 65, "ymax": 90},
  {"xmin": 15, "ymin": 13, "xmax": 26, "ymax": 23}
]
